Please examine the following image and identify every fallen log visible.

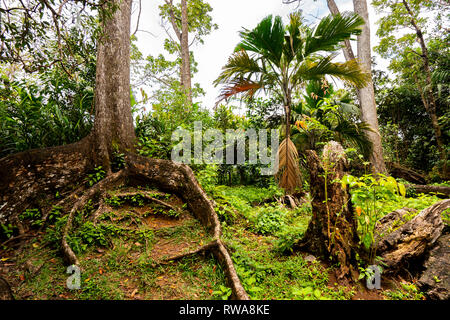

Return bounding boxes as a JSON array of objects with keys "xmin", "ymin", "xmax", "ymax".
[
  {"xmin": 406, "ymin": 184, "xmax": 450, "ymax": 198},
  {"xmin": 387, "ymin": 162, "xmax": 426, "ymax": 185},
  {"xmin": 417, "ymin": 230, "xmax": 450, "ymax": 300},
  {"xmin": 375, "ymin": 199, "xmax": 450, "ymax": 274}
]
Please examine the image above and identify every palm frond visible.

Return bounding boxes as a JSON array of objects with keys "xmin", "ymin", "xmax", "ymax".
[
  {"xmin": 294, "ymin": 55, "xmax": 370, "ymax": 88},
  {"xmin": 283, "ymin": 12, "xmax": 304, "ymax": 63},
  {"xmin": 236, "ymin": 15, "xmax": 285, "ymax": 66},
  {"xmin": 216, "ymin": 79, "xmax": 262, "ymax": 104},
  {"xmin": 304, "ymin": 12, "xmax": 364, "ymax": 56},
  {"xmin": 214, "ymin": 50, "xmax": 263, "ymax": 85},
  {"xmin": 275, "ymin": 137, "xmax": 302, "ymax": 194},
  {"xmin": 334, "ymin": 119, "xmax": 373, "ymax": 158}
]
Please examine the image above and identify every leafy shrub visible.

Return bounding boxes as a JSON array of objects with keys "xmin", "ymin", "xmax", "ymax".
[
  {"xmin": 85, "ymin": 166, "xmax": 106, "ymax": 186},
  {"xmin": 0, "ymin": 223, "xmax": 18, "ymax": 240},
  {"xmin": 273, "ymin": 226, "xmax": 305, "ymax": 254},
  {"xmin": 19, "ymin": 208, "xmax": 43, "ymax": 227},
  {"xmin": 252, "ymin": 206, "xmax": 287, "ymax": 235}
]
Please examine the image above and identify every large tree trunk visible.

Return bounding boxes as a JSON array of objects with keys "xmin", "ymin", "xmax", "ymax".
[
  {"xmin": 93, "ymin": 0, "xmax": 136, "ymax": 172},
  {"xmin": 352, "ymin": 0, "xmax": 387, "ymax": 174},
  {"xmin": 296, "ymin": 142, "xmax": 360, "ymax": 280},
  {"xmin": 326, "ymin": 0, "xmax": 387, "ymax": 174},
  {"xmin": 0, "ymin": 0, "xmax": 249, "ymax": 299}
]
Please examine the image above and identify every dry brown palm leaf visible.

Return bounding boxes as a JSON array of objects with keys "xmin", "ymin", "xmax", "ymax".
[{"xmin": 275, "ymin": 137, "xmax": 302, "ymax": 194}]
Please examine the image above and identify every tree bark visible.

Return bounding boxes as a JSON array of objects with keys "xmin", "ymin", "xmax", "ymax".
[
  {"xmin": 326, "ymin": 0, "xmax": 387, "ymax": 174},
  {"xmin": 326, "ymin": 0, "xmax": 356, "ymax": 61},
  {"xmin": 296, "ymin": 142, "xmax": 360, "ymax": 280},
  {"xmin": 165, "ymin": 0, "xmax": 192, "ymax": 105},
  {"xmin": 352, "ymin": 0, "xmax": 387, "ymax": 174},
  {"xmin": 93, "ymin": 0, "xmax": 136, "ymax": 172},
  {"xmin": 375, "ymin": 200, "xmax": 450, "ymax": 274},
  {"xmin": 180, "ymin": 0, "xmax": 192, "ymax": 105}
]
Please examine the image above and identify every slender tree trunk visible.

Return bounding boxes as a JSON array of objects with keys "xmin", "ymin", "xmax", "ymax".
[
  {"xmin": 402, "ymin": 0, "xmax": 447, "ymax": 178},
  {"xmin": 326, "ymin": 0, "xmax": 356, "ymax": 61},
  {"xmin": 181, "ymin": 0, "xmax": 192, "ymax": 105}
]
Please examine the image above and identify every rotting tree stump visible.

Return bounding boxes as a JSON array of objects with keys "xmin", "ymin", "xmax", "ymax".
[{"xmin": 296, "ymin": 141, "xmax": 360, "ymax": 280}]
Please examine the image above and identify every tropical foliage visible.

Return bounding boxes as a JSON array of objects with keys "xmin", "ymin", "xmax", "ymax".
[{"xmin": 214, "ymin": 12, "xmax": 370, "ymax": 193}]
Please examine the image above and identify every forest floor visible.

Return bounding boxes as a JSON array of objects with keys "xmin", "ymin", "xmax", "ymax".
[{"xmin": 0, "ymin": 182, "xmax": 441, "ymax": 300}]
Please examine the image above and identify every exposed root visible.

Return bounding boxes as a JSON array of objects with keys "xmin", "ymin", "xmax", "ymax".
[
  {"xmin": 125, "ymin": 154, "xmax": 249, "ymax": 300},
  {"xmin": 61, "ymin": 170, "xmax": 127, "ymax": 266},
  {"xmin": 91, "ymin": 195, "xmax": 110, "ymax": 223},
  {"xmin": 158, "ymin": 238, "xmax": 249, "ymax": 300},
  {"xmin": 113, "ymin": 191, "xmax": 180, "ymax": 214},
  {"xmin": 160, "ymin": 240, "xmax": 220, "ymax": 264},
  {"xmin": 0, "ymin": 233, "xmax": 34, "ymax": 248},
  {"xmin": 41, "ymin": 185, "xmax": 87, "ymax": 227},
  {"xmin": 5, "ymin": 152, "xmax": 250, "ymax": 300},
  {"xmin": 212, "ymin": 240, "xmax": 249, "ymax": 300}
]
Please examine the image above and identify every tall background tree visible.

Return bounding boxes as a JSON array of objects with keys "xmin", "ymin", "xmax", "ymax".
[
  {"xmin": 159, "ymin": 0, "xmax": 217, "ymax": 105},
  {"xmin": 373, "ymin": 0, "xmax": 449, "ymax": 179}
]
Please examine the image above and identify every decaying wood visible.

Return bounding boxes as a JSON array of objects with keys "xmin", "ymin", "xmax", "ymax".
[
  {"xmin": 376, "ymin": 199, "xmax": 450, "ymax": 273},
  {"xmin": 406, "ymin": 184, "xmax": 450, "ymax": 198},
  {"xmin": 417, "ymin": 231, "xmax": 450, "ymax": 300},
  {"xmin": 387, "ymin": 162, "xmax": 427, "ymax": 185},
  {"xmin": 374, "ymin": 207, "xmax": 417, "ymax": 244},
  {"xmin": 296, "ymin": 141, "xmax": 360, "ymax": 280},
  {"xmin": 0, "ymin": 137, "xmax": 94, "ymax": 225}
]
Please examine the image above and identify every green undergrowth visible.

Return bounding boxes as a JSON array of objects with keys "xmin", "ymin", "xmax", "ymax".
[
  {"xmin": 4, "ymin": 187, "xmax": 225, "ymax": 300},
  {"xmin": 2, "ymin": 179, "xmax": 444, "ymax": 300},
  {"xmin": 210, "ymin": 185, "xmax": 353, "ymax": 300},
  {"xmin": 10, "ymin": 240, "xmax": 227, "ymax": 300}
]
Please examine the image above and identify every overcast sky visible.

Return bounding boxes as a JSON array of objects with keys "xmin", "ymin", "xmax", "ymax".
[{"xmin": 130, "ymin": 0, "xmax": 387, "ymax": 110}]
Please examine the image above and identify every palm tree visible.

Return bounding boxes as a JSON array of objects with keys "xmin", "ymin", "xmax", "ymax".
[
  {"xmin": 291, "ymin": 79, "xmax": 373, "ymax": 158},
  {"xmin": 214, "ymin": 12, "xmax": 370, "ymax": 193}
]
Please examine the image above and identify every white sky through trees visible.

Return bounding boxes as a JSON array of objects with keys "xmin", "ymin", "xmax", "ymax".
[{"xmin": 131, "ymin": 0, "xmax": 388, "ymax": 111}]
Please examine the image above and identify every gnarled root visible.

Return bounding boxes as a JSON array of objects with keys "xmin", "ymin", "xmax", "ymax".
[
  {"xmin": 61, "ymin": 170, "xmax": 127, "ymax": 265},
  {"xmin": 2, "ymin": 149, "xmax": 249, "ymax": 300},
  {"xmin": 125, "ymin": 154, "xmax": 249, "ymax": 300}
]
